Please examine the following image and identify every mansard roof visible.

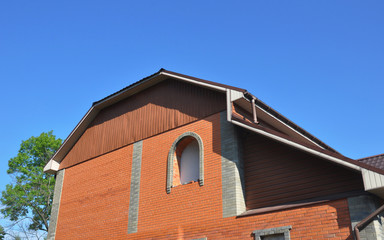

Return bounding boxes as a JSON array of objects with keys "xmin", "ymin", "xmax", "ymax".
[
  {"xmin": 91, "ymin": 68, "xmax": 338, "ymax": 152},
  {"xmin": 44, "ymin": 69, "xmax": 384, "ymax": 198}
]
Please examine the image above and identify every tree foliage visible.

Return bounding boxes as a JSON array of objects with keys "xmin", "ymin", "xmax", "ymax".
[
  {"xmin": 1, "ymin": 131, "xmax": 62, "ymax": 233},
  {"xmin": 0, "ymin": 225, "xmax": 5, "ymax": 240}
]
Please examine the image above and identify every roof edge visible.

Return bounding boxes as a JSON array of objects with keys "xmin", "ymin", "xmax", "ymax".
[
  {"xmin": 93, "ymin": 68, "xmax": 246, "ymax": 107},
  {"xmin": 45, "ymin": 69, "xmax": 369, "ymax": 176},
  {"xmin": 160, "ymin": 69, "xmax": 246, "ymax": 92},
  {"xmin": 92, "ymin": 68, "xmax": 165, "ymax": 106},
  {"xmin": 243, "ymin": 91, "xmax": 339, "ymax": 154},
  {"xmin": 358, "ymin": 153, "xmax": 384, "ymax": 161},
  {"xmin": 231, "ymin": 115, "xmax": 384, "ymax": 176},
  {"xmin": 231, "ymin": 116, "xmax": 361, "ymax": 172},
  {"xmin": 44, "ymin": 69, "xmax": 245, "ymax": 173}
]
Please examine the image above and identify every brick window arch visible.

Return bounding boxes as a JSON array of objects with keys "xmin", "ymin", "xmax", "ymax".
[{"xmin": 166, "ymin": 132, "xmax": 204, "ymax": 193}]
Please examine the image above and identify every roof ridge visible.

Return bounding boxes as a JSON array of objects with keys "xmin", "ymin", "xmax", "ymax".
[
  {"xmin": 92, "ymin": 68, "xmax": 245, "ymax": 107},
  {"xmin": 92, "ymin": 68, "xmax": 165, "ymax": 106}
]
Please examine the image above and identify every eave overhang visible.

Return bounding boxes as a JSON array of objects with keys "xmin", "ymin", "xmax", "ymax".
[{"xmin": 228, "ymin": 114, "xmax": 384, "ymax": 199}]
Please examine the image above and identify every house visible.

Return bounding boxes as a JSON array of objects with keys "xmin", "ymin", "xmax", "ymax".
[{"xmin": 44, "ymin": 69, "xmax": 384, "ymax": 239}]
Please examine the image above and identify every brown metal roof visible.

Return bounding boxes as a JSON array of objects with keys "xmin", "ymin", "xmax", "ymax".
[
  {"xmin": 93, "ymin": 68, "xmax": 245, "ymax": 106},
  {"xmin": 93, "ymin": 68, "xmax": 338, "ymax": 153},
  {"xmin": 161, "ymin": 69, "xmax": 246, "ymax": 92},
  {"xmin": 47, "ymin": 69, "xmax": 379, "ymax": 176},
  {"xmin": 358, "ymin": 154, "xmax": 384, "ymax": 170},
  {"xmin": 232, "ymin": 115, "xmax": 384, "ymax": 176},
  {"xmin": 243, "ymin": 92, "xmax": 339, "ymax": 153}
]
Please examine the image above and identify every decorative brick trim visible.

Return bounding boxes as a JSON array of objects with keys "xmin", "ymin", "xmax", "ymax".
[
  {"xmin": 253, "ymin": 226, "xmax": 292, "ymax": 240},
  {"xmin": 166, "ymin": 132, "xmax": 204, "ymax": 193},
  {"xmin": 128, "ymin": 140, "xmax": 143, "ymax": 234},
  {"xmin": 47, "ymin": 169, "xmax": 65, "ymax": 240}
]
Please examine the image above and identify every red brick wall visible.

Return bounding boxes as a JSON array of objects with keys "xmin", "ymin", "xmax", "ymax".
[
  {"xmin": 55, "ymin": 112, "xmax": 354, "ymax": 239},
  {"xmin": 55, "ymin": 145, "xmax": 133, "ymax": 239},
  {"xmin": 132, "ymin": 198, "xmax": 353, "ymax": 240}
]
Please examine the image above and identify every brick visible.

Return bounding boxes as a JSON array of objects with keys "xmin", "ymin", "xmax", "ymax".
[{"xmin": 54, "ymin": 113, "xmax": 355, "ymax": 239}]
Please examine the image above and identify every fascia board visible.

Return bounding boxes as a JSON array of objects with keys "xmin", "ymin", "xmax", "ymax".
[
  {"xmin": 362, "ymin": 168, "xmax": 384, "ymax": 191},
  {"xmin": 234, "ymin": 97, "xmax": 326, "ymax": 150},
  {"xmin": 94, "ymin": 73, "xmax": 168, "ymax": 109},
  {"xmin": 160, "ymin": 72, "xmax": 227, "ymax": 92},
  {"xmin": 230, "ymin": 117, "xmax": 384, "ymax": 199},
  {"xmin": 226, "ymin": 89, "xmax": 245, "ymax": 121},
  {"xmin": 44, "ymin": 73, "xmax": 166, "ymax": 173},
  {"xmin": 230, "ymin": 90, "xmax": 243, "ymax": 101},
  {"xmin": 43, "ymin": 106, "xmax": 99, "ymax": 173},
  {"xmin": 44, "ymin": 71, "xmax": 241, "ymax": 173},
  {"xmin": 43, "ymin": 159, "xmax": 60, "ymax": 174},
  {"xmin": 361, "ymin": 169, "xmax": 384, "ymax": 199},
  {"xmin": 256, "ymin": 104, "xmax": 325, "ymax": 149}
]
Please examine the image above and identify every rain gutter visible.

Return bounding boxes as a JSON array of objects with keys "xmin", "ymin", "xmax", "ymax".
[{"xmin": 243, "ymin": 92, "xmax": 338, "ymax": 153}]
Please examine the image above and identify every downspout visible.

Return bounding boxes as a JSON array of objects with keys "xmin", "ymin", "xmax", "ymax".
[
  {"xmin": 242, "ymin": 91, "xmax": 258, "ymax": 124},
  {"xmin": 251, "ymin": 98, "xmax": 259, "ymax": 124},
  {"xmin": 354, "ymin": 204, "xmax": 384, "ymax": 240}
]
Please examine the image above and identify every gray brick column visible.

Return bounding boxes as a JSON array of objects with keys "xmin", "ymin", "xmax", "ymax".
[
  {"xmin": 220, "ymin": 111, "xmax": 246, "ymax": 217},
  {"xmin": 128, "ymin": 140, "xmax": 143, "ymax": 234},
  {"xmin": 348, "ymin": 195, "xmax": 384, "ymax": 239},
  {"xmin": 47, "ymin": 169, "xmax": 65, "ymax": 240}
]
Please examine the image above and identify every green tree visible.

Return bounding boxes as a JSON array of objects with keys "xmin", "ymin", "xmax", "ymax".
[
  {"xmin": 0, "ymin": 225, "xmax": 5, "ymax": 240},
  {"xmin": 1, "ymin": 131, "xmax": 62, "ymax": 233}
]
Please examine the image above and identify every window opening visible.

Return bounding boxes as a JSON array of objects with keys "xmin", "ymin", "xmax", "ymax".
[
  {"xmin": 253, "ymin": 226, "xmax": 291, "ymax": 240},
  {"xmin": 178, "ymin": 138, "xmax": 199, "ymax": 185},
  {"xmin": 167, "ymin": 132, "xmax": 204, "ymax": 193},
  {"xmin": 261, "ymin": 234, "xmax": 284, "ymax": 240}
]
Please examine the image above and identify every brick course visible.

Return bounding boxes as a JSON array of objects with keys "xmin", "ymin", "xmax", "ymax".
[{"xmin": 55, "ymin": 112, "xmax": 355, "ymax": 239}]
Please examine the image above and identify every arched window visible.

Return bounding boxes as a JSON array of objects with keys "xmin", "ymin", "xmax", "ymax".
[{"xmin": 166, "ymin": 132, "xmax": 204, "ymax": 193}]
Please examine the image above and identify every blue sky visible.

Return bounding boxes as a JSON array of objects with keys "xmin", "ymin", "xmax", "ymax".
[{"xmin": 0, "ymin": 0, "xmax": 383, "ymax": 219}]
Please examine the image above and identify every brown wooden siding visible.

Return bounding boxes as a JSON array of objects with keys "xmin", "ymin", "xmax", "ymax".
[
  {"xmin": 243, "ymin": 131, "xmax": 364, "ymax": 210},
  {"xmin": 60, "ymin": 79, "xmax": 226, "ymax": 169}
]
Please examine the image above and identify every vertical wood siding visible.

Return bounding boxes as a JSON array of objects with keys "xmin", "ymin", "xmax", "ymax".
[
  {"xmin": 60, "ymin": 79, "xmax": 226, "ymax": 169},
  {"xmin": 243, "ymin": 131, "xmax": 364, "ymax": 210}
]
